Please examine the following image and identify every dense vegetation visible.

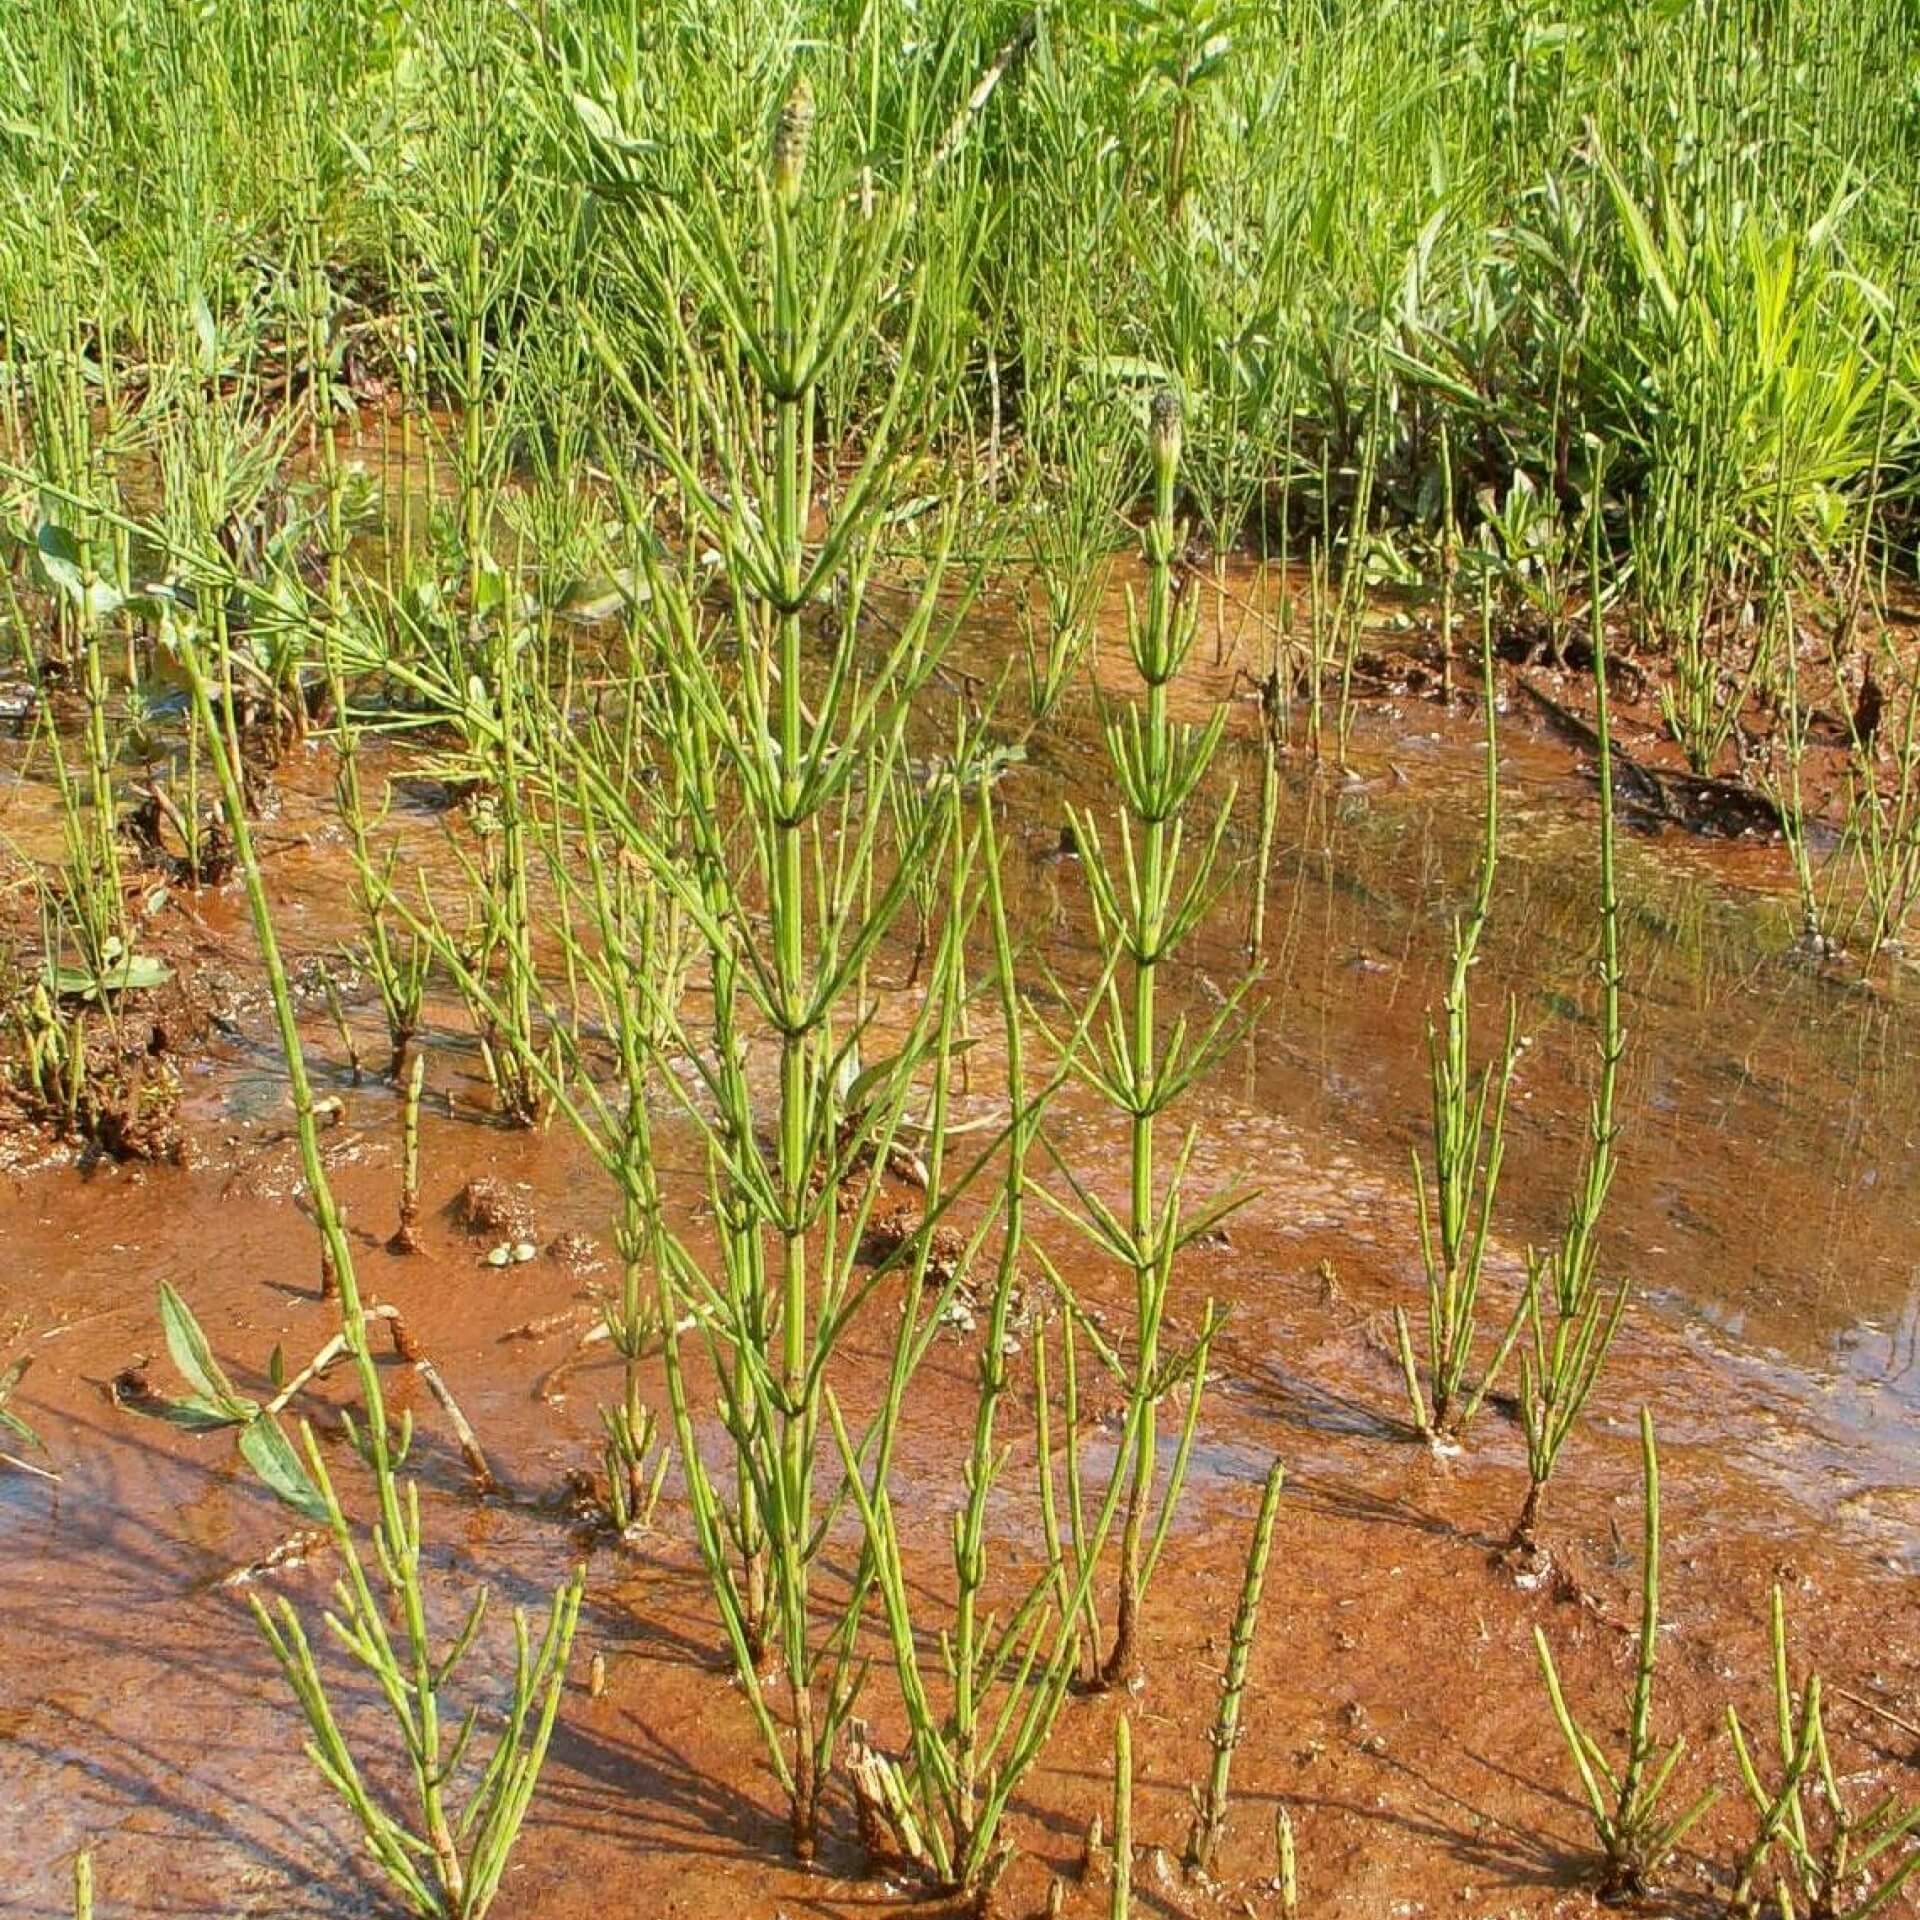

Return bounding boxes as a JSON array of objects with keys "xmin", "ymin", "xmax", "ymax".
[
  {"xmin": 5, "ymin": 2, "xmax": 1920, "ymax": 1915},
  {"xmin": 5, "ymin": 0, "xmax": 1918, "ymax": 669}
]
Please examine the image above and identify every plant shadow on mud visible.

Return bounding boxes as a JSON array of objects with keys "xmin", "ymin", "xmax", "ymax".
[
  {"xmin": 537, "ymin": 1713, "xmax": 800, "ymax": 1868},
  {"xmin": 4, "ymin": 1699, "xmax": 364, "ymax": 1918},
  {"xmin": 1307, "ymin": 1739, "xmax": 1728, "ymax": 1918},
  {"xmin": 1221, "ymin": 1355, "xmax": 1479, "ymax": 1542}
]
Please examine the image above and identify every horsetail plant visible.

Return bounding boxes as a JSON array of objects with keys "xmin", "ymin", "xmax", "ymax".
[
  {"xmin": 578, "ymin": 831, "xmax": 678, "ymax": 1543},
  {"xmin": 1274, "ymin": 1806, "xmax": 1298, "ymax": 1916},
  {"xmin": 1045, "ymin": 387, "xmax": 1249, "ymax": 1689},
  {"xmin": 1534, "ymin": 1410, "xmax": 1717, "ymax": 1900},
  {"xmin": 1331, "ymin": 395, "xmax": 1384, "ymax": 764},
  {"xmin": 1727, "ymin": 1675, "xmax": 1823, "ymax": 1920},
  {"xmin": 438, "ymin": 619, "xmax": 550, "ymax": 1128},
  {"xmin": 1727, "ymin": 1587, "xmax": 1920, "ymax": 1920},
  {"xmin": 564, "ymin": 70, "xmax": 1013, "ymax": 1856},
  {"xmin": 1395, "ymin": 603, "xmax": 1522, "ymax": 1443},
  {"xmin": 1245, "ymin": 416, "xmax": 1297, "ymax": 965},
  {"xmin": 390, "ymin": 1050, "xmax": 426, "ymax": 1254},
  {"xmin": 165, "ymin": 601, "xmax": 582, "ymax": 1920},
  {"xmin": 828, "ymin": 787, "xmax": 1112, "ymax": 1899},
  {"xmin": 617, "ymin": 76, "xmax": 939, "ymax": 1855},
  {"xmin": 31, "ymin": 680, "xmax": 134, "ymax": 1012},
  {"xmin": 327, "ymin": 637, "xmax": 430, "ymax": 1080},
  {"xmin": 1185, "ymin": 1456, "xmax": 1286, "ymax": 1878},
  {"xmin": 1836, "ymin": 646, "xmax": 1920, "ymax": 964},
  {"xmin": 385, "ymin": 0, "xmax": 534, "ymax": 633},
  {"xmin": 416, "ymin": 632, "xmax": 689, "ymax": 1541},
  {"xmin": 1509, "ymin": 504, "xmax": 1629, "ymax": 1551},
  {"xmin": 1033, "ymin": 1309, "xmax": 1115, "ymax": 1674},
  {"xmin": 1015, "ymin": 399, "xmax": 1128, "ymax": 725}
]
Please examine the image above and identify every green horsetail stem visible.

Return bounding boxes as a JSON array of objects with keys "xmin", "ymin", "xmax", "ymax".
[
  {"xmin": 1275, "ymin": 1806, "xmax": 1298, "ymax": 1915},
  {"xmin": 1534, "ymin": 1411, "xmax": 1716, "ymax": 1898},
  {"xmin": 1510, "ymin": 477, "xmax": 1630, "ymax": 1549},
  {"xmin": 1395, "ymin": 591, "xmax": 1522, "ymax": 1442},
  {"xmin": 391, "ymin": 1050, "xmax": 424, "ymax": 1254},
  {"xmin": 1185, "ymin": 1457, "xmax": 1286, "ymax": 1876},
  {"xmin": 1726, "ymin": 1587, "xmax": 1920, "ymax": 1917},
  {"xmin": 174, "ymin": 610, "xmax": 582, "ymax": 1920},
  {"xmin": 1057, "ymin": 384, "xmax": 1251, "ymax": 1691}
]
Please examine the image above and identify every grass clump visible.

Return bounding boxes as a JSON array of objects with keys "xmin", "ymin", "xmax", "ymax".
[{"xmin": 832, "ymin": 791, "xmax": 1101, "ymax": 1901}]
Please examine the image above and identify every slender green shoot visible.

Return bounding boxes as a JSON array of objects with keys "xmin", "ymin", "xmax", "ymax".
[
  {"xmin": 1534, "ymin": 1410, "xmax": 1717, "ymax": 1899},
  {"xmin": 1184, "ymin": 1457, "xmax": 1286, "ymax": 1877}
]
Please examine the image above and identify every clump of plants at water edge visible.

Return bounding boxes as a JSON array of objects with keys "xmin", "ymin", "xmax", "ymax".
[{"xmin": 1535, "ymin": 1410, "xmax": 1718, "ymax": 1900}]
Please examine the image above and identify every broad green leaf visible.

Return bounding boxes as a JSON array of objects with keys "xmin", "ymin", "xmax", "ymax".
[
  {"xmin": 44, "ymin": 951, "xmax": 173, "ymax": 1001},
  {"xmin": 839, "ymin": 1047, "xmax": 905, "ymax": 1117},
  {"xmin": 573, "ymin": 93, "xmax": 618, "ymax": 143},
  {"xmin": 158, "ymin": 1284, "xmax": 253, "ymax": 1419},
  {"xmin": 572, "ymin": 92, "xmax": 658, "ymax": 159},
  {"xmin": 83, "ymin": 579, "xmax": 124, "ymax": 623},
  {"xmin": 43, "ymin": 963, "xmax": 98, "ymax": 1000},
  {"xmin": 27, "ymin": 515, "xmax": 120, "ymax": 631},
  {"xmin": 114, "ymin": 953, "xmax": 172, "ymax": 991},
  {"xmin": 34, "ymin": 523, "xmax": 86, "ymax": 601},
  {"xmin": 238, "ymin": 1414, "xmax": 327, "ymax": 1522},
  {"xmin": 1592, "ymin": 132, "xmax": 1679, "ymax": 328},
  {"xmin": 471, "ymin": 558, "xmax": 508, "ymax": 620},
  {"xmin": 188, "ymin": 293, "xmax": 218, "ymax": 375},
  {"xmin": 1084, "ymin": 353, "xmax": 1175, "ymax": 389},
  {"xmin": 1379, "ymin": 342, "xmax": 1484, "ymax": 411}
]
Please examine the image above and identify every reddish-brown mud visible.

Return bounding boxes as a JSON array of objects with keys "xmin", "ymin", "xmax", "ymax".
[{"xmin": 4, "ymin": 580, "xmax": 1919, "ymax": 1920}]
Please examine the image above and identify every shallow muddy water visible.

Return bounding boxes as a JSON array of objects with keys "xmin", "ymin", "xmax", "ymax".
[
  {"xmin": 978, "ymin": 598, "xmax": 1920, "ymax": 1545},
  {"xmin": 3, "ymin": 577, "xmax": 1919, "ymax": 1917}
]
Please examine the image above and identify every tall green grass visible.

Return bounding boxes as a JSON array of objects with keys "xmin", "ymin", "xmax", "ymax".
[{"xmin": 6, "ymin": 0, "xmax": 1917, "ymax": 638}]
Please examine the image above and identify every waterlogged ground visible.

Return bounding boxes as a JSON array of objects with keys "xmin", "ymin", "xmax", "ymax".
[{"xmin": 3, "ymin": 577, "xmax": 1919, "ymax": 1918}]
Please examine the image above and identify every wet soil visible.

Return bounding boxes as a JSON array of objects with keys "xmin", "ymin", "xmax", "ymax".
[{"xmin": 3, "ymin": 570, "xmax": 1919, "ymax": 1919}]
